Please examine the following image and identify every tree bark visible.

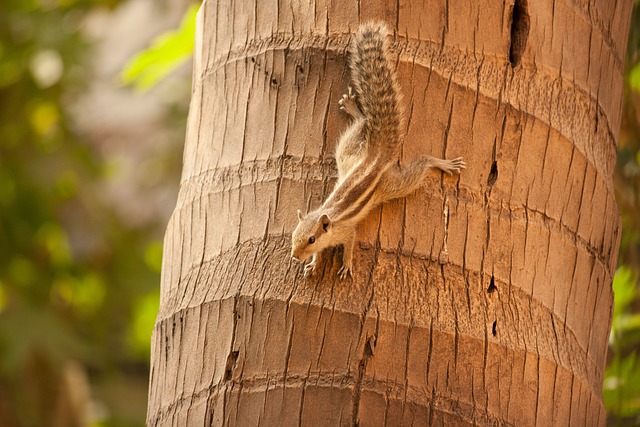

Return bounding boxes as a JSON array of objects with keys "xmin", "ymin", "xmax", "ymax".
[{"xmin": 146, "ymin": 0, "xmax": 633, "ymax": 425}]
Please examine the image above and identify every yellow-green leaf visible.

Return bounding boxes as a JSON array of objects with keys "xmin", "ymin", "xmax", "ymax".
[{"xmin": 121, "ymin": 4, "xmax": 198, "ymax": 91}]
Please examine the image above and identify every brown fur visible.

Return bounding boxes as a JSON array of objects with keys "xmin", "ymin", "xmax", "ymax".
[{"xmin": 292, "ymin": 22, "xmax": 465, "ymax": 280}]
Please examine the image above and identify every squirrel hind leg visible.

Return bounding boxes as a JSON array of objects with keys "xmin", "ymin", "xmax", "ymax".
[
  {"xmin": 338, "ymin": 87, "xmax": 364, "ymax": 119},
  {"xmin": 377, "ymin": 155, "xmax": 465, "ymax": 203},
  {"xmin": 335, "ymin": 121, "xmax": 366, "ymax": 180}
]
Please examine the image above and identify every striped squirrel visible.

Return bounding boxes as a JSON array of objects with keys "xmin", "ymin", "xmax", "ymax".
[{"xmin": 291, "ymin": 22, "xmax": 465, "ymax": 279}]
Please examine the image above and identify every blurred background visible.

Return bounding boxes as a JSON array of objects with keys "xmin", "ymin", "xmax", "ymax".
[
  {"xmin": 0, "ymin": 1, "xmax": 638, "ymax": 426},
  {"xmin": 0, "ymin": 0, "xmax": 192, "ymax": 425}
]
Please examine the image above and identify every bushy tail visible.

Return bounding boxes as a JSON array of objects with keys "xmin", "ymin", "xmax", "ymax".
[{"xmin": 349, "ymin": 22, "xmax": 403, "ymax": 158}]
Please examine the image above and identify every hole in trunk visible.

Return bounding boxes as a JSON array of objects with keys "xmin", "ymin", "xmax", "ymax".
[
  {"xmin": 492, "ymin": 321, "xmax": 497, "ymax": 336},
  {"xmin": 488, "ymin": 276, "xmax": 497, "ymax": 293},
  {"xmin": 224, "ymin": 351, "xmax": 239, "ymax": 381},
  {"xmin": 487, "ymin": 161, "xmax": 498, "ymax": 186},
  {"xmin": 509, "ymin": 0, "xmax": 529, "ymax": 67},
  {"xmin": 364, "ymin": 335, "xmax": 377, "ymax": 357}
]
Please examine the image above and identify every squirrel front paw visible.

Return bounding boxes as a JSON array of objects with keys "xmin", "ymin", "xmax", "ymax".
[
  {"xmin": 303, "ymin": 262, "xmax": 317, "ymax": 277},
  {"xmin": 338, "ymin": 264, "xmax": 352, "ymax": 280},
  {"xmin": 338, "ymin": 87, "xmax": 361, "ymax": 118}
]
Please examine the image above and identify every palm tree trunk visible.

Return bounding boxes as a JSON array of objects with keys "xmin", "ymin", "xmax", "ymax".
[{"xmin": 146, "ymin": 0, "xmax": 633, "ymax": 425}]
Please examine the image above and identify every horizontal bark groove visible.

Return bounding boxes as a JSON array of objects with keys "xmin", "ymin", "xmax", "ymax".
[
  {"xmin": 160, "ymin": 196, "xmax": 611, "ymax": 372},
  {"xmin": 148, "ymin": 295, "xmax": 605, "ymax": 426},
  {"xmin": 149, "ymin": 374, "xmax": 582, "ymax": 426},
  {"xmin": 171, "ymin": 159, "xmax": 615, "ymax": 276},
  {"xmin": 563, "ymin": 0, "xmax": 626, "ymax": 69},
  {"xmin": 196, "ymin": 33, "xmax": 619, "ymax": 179},
  {"xmin": 156, "ymin": 238, "xmax": 605, "ymax": 397},
  {"xmin": 570, "ymin": 0, "xmax": 632, "ymax": 66}
]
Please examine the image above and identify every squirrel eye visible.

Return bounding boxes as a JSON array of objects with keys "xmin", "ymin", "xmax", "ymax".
[{"xmin": 308, "ymin": 236, "xmax": 316, "ymax": 244}]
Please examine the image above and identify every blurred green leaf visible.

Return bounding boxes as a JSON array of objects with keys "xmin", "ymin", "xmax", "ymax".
[
  {"xmin": 144, "ymin": 241, "xmax": 163, "ymax": 273},
  {"xmin": 607, "ymin": 266, "xmax": 640, "ymax": 424},
  {"xmin": 0, "ymin": 173, "xmax": 17, "ymax": 206},
  {"xmin": 36, "ymin": 222, "xmax": 72, "ymax": 267},
  {"xmin": 8, "ymin": 257, "xmax": 37, "ymax": 288},
  {"xmin": 0, "ymin": 59, "xmax": 24, "ymax": 87},
  {"xmin": 121, "ymin": 4, "xmax": 197, "ymax": 91},
  {"xmin": 58, "ymin": 273, "xmax": 106, "ymax": 316},
  {"xmin": 630, "ymin": 62, "xmax": 640, "ymax": 93},
  {"xmin": 30, "ymin": 101, "xmax": 60, "ymax": 136},
  {"xmin": 617, "ymin": 313, "xmax": 640, "ymax": 333},
  {"xmin": 128, "ymin": 290, "xmax": 159, "ymax": 357},
  {"xmin": 55, "ymin": 169, "xmax": 78, "ymax": 199},
  {"xmin": 605, "ymin": 352, "xmax": 640, "ymax": 419},
  {"xmin": 0, "ymin": 281, "xmax": 8, "ymax": 313},
  {"xmin": 613, "ymin": 267, "xmax": 635, "ymax": 317}
]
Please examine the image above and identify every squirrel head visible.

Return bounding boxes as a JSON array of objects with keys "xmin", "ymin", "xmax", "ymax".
[{"xmin": 291, "ymin": 209, "xmax": 332, "ymax": 261}]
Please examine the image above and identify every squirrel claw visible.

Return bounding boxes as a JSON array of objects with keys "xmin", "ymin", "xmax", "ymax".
[
  {"xmin": 338, "ymin": 265, "xmax": 352, "ymax": 280},
  {"xmin": 304, "ymin": 263, "xmax": 316, "ymax": 277},
  {"xmin": 338, "ymin": 89, "xmax": 359, "ymax": 117},
  {"xmin": 441, "ymin": 157, "xmax": 466, "ymax": 175}
]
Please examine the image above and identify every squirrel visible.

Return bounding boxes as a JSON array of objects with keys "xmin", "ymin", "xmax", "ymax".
[{"xmin": 291, "ymin": 22, "xmax": 465, "ymax": 279}]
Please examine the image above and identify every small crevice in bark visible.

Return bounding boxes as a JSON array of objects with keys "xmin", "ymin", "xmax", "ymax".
[
  {"xmin": 487, "ymin": 276, "xmax": 497, "ymax": 293},
  {"xmin": 487, "ymin": 161, "xmax": 498, "ymax": 187},
  {"xmin": 206, "ymin": 400, "xmax": 215, "ymax": 427},
  {"xmin": 439, "ymin": 198, "xmax": 450, "ymax": 263},
  {"xmin": 491, "ymin": 320, "xmax": 497, "ymax": 336},
  {"xmin": 249, "ymin": 54, "xmax": 280, "ymax": 89},
  {"xmin": 164, "ymin": 334, "xmax": 169, "ymax": 364},
  {"xmin": 353, "ymin": 334, "xmax": 376, "ymax": 425},
  {"xmin": 224, "ymin": 351, "xmax": 239, "ymax": 381},
  {"xmin": 508, "ymin": 0, "xmax": 529, "ymax": 67},
  {"xmin": 364, "ymin": 335, "xmax": 377, "ymax": 357}
]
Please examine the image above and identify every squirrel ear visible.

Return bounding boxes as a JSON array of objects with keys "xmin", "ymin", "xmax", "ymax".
[
  {"xmin": 297, "ymin": 209, "xmax": 304, "ymax": 221},
  {"xmin": 319, "ymin": 214, "xmax": 331, "ymax": 232}
]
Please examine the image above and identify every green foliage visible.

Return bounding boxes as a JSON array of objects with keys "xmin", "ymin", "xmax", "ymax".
[
  {"xmin": 605, "ymin": 353, "xmax": 640, "ymax": 418},
  {"xmin": 0, "ymin": 0, "xmax": 184, "ymax": 425},
  {"xmin": 121, "ymin": 4, "xmax": 197, "ymax": 91},
  {"xmin": 607, "ymin": 8, "xmax": 640, "ymax": 426},
  {"xmin": 631, "ymin": 63, "xmax": 640, "ymax": 94},
  {"xmin": 610, "ymin": 266, "xmax": 640, "ymax": 354},
  {"xmin": 605, "ymin": 268, "xmax": 640, "ymax": 423},
  {"xmin": 128, "ymin": 288, "xmax": 160, "ymax": 357}
]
